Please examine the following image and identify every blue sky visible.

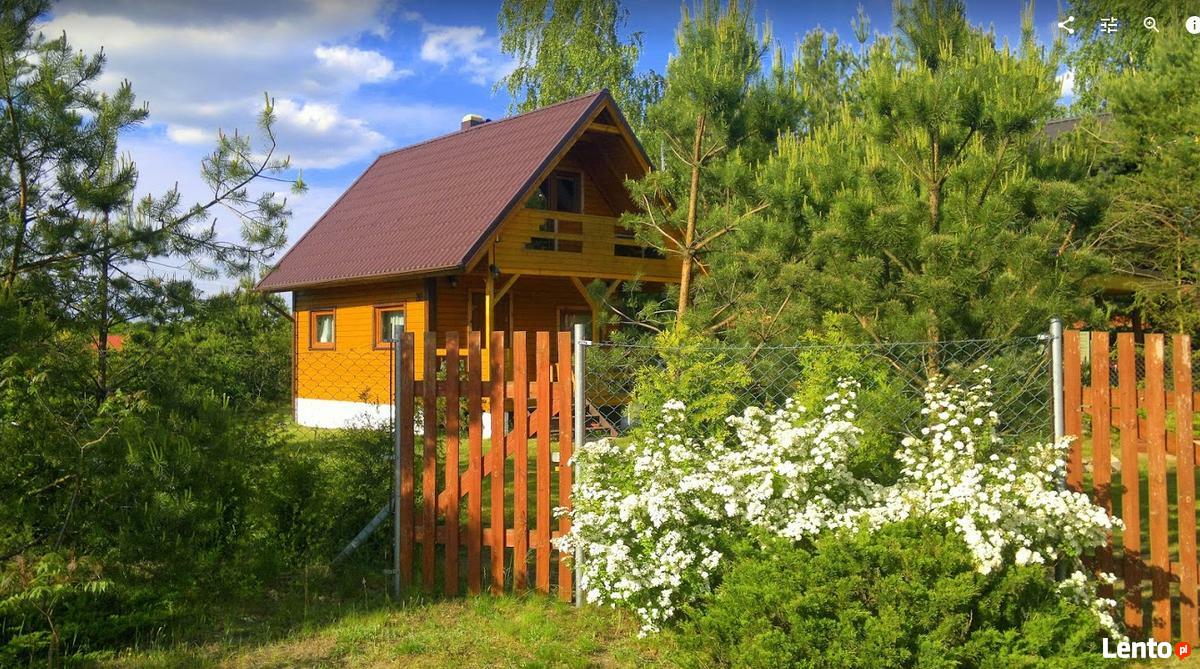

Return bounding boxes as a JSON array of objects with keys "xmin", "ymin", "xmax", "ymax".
[{"xmin": 39, "ymin": 1, "xmax": 1090, "ymax": 291}]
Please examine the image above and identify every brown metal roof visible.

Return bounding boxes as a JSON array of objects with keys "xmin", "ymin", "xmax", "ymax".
[{"xmin": 258, "ymin": 90, "xmax": 635, "ymax": 292}]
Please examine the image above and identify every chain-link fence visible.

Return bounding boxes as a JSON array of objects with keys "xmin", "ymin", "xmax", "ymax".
[{"xmin": 581, "ymin": 335, "xmax": 1054, "ymax": 442}]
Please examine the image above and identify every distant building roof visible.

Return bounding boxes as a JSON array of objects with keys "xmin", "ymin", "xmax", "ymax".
[
  {"xmin": 257, "ymin": 90, "xmax": 644, "ymax": 292},
  {"xmin": 1043, "ymin": 112, "xmax": 1112, "ymax": 141},
  {"xmin": 90, "ymin": 334, "xmax": 124, "ymax": 351}
]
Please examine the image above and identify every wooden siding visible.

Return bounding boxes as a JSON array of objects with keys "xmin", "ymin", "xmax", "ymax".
[
  {"xmin": 293, "ymin": 273, "xmax": 589, "ymax": 403},
  {"xmin": 294, "ymin": 281, "xmax": 427, "ymax": 400},
  {"xmin": 493, "ymin": 208, "xmax": 679, "ymax": 282}
]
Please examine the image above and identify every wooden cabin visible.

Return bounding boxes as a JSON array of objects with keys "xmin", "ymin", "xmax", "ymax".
[{"xmin": 257, "ymin": 91, "xmax": 678, "ymax": 429}]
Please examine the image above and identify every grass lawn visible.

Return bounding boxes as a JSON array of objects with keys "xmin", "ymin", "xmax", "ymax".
[
  {"xmin": 95, "ymin": 586, "xmax": 679, "ymax": 668},
  {"xmin": 94, "ymin": 421, "xmax": 665, "ymax": 668}
]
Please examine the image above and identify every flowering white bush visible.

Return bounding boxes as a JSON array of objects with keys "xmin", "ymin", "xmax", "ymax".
[
  {"xmin": 561, "ymin": 384, "xmax": 871, "ymax": 631},
  {"xmin": 562, "ymin": 369, "xmax": 1121, "ymax": 635}
]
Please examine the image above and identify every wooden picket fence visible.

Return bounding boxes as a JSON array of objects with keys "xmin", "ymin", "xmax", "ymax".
[
  {"xmin": 394, "ymin": 330, "xmax": 576, "ymax": 598},
  {"xmin": 1064, "ymin": 331, "xmax": 1198, "ymax": 642}
]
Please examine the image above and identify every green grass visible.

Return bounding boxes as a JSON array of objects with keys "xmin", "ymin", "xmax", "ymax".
[{"xmin": 90, "ymin": 575, "xmax": 679, "ymax": 669}]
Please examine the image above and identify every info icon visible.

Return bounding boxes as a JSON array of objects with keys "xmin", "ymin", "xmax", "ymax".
[{"xmin": 1187, "ymin": 16, "xmax": 1200, "ymax": 34}]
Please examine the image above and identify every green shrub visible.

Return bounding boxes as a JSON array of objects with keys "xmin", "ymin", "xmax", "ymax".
[
  {"xmin": 630, "ymin": 327, "xmax": 751, "ymax": 437},
  {"xmin": 682, "ymin": 521, "xmax": 1119, "ymax": 669}
]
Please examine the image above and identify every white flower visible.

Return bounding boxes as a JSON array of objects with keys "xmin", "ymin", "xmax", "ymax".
[{"xmin": 564, "ymin": 373, "xmax": 1120, "ymax": 636}]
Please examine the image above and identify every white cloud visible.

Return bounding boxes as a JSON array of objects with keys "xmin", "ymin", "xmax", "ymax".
[
  {"xmin": 314, "ymin": 44, "xmax": 407, "ymax": 83},
  {"xmin": 35, "ymin": 1, "xmax": 505, "ymax": 263},
  {"xmin": 40, "ymin": 1, "xmax": 397, "ymax": 168},
  {"xmin": 1057, "ymin": 69, "xmax": 1075, "ymax": 98},
  {"xmin": 166, "ymin": 125, "xmax": 212, "ymax": 145},
  {"xmin": 420, "ymin": 24, "xmax": 515, "ymax": 85},
  {"xmin": 272, "ymin": 98, "xmax": 390, "ymax": 169}
]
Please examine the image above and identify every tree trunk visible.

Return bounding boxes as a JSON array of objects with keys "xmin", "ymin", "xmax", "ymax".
[
  {"xmin": 675, "ymin": 111, "xmax": 706, "ymax": 329},
  {"xmin": 927, "ymin": 127, "xmax": 941, "ymax": 235},
  {"xmin": 3, "ymin": 157, "xmax": 29, "ymax": 293},
  {"xmin": 928, "ymin": 180, "xmax": 941, "ymax": 234},
  {"xmin": 925, "ymin": 308, "xmax": 941, "ymax": 378},
  {"xmin": 96, "ymin": 214, "xmax": 111, "ymax": 402}
]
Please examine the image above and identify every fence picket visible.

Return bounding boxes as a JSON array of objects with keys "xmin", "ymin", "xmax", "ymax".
[
  {"xmin": 466, "ymin": 332, "xmax": 483, "ymax": 594},
  {"xmin": 490, "ymin": 331, "xmax": 507, "ymax": 593},
  {"xmin": 557, "ymin": 331, "xmax": 574, "ymax": 601},
  {"xmin": 1175, "ymin": 335, "xmax": 1197, "ymax": 645},
  {"xmin": 422, "ymin": 332, "xmax": 438, "ymax": 589},
  {"xmin": 536, "ymin": 333, "xmax": 552, "ymax": 593},
  {"xmin": 444, "ymin": 332, "xmax": 460, "ymax": 596},
  {"xmin": 1145, "ymin": 334, "xmax": 1170, "ymax": 639},
  {"xmin": 1090, "ymin": 331, "xmax": 1114, "ymax": 598},
  {"xmin": 512, "ymin": 332, "xmax": 530, "ymax": 591},
  {"xmin": 1064, "ymin": 330, "xmax": 1083, "ymax": 490},
  {"xmin": 398, "ymin": 332, "xmax": 416, "ymax": 588},
  {"xmin": 1117, "ymin": 332, "xmax": 1143, "ymax": 635}
]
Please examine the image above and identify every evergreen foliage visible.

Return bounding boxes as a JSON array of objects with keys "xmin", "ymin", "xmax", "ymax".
[
  {"xmin": 684, "ymin": 522, "xmax": 1119, "ymax": 668},
  {"xmin": 699, "ymin": 0, "xmax": 1105, "ymax": 346},
  {"xmin": 1088, "ymin": 30, "xmax": 1200, "ymax": 332}
]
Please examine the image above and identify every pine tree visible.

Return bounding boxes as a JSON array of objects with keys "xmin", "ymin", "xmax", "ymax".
[
  {"xmin": 706, "ymin": 0, "xmax": 1104, "ymax": 347},
  {"xmin": 619, "ymin": 0, "xmax": 853, "ymax": 330},
  {"xmin": 1088, "ymin": 31, "xmax": 1200, "ymax": 332},
  {"xmin": 0, "ymin": 0, "xmax": 303, "ymax": 393}
]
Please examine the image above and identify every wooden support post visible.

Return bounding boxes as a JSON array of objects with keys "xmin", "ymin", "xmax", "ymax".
[
  {"xmin": 485, "ymin": 260, "xmax": 494, "ymax": 347},
  {"xmin": 397, "ymin": 332, "xmax": 415, "ymax": 591}
]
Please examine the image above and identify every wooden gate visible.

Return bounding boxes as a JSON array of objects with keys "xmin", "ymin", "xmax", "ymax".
[
  {"xmin": 1064, "ymin": 331, "xmax": 1197, "ymax": 642},
  {"xmin": 394, "ymin": 330, "xmax": 576, "ymax": 598}
]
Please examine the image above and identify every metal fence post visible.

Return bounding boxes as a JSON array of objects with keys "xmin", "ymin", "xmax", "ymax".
[
  {"xmin": 1050, "ymin": 317, "xmax": 1065, "ymax": 443},
  {"xmin": 573, "ymin": 323, "xmax": 587, "ymax": 608},
  {"xmin": 393, "ymin": 340, "xmax": 403, "ymax": 599}
]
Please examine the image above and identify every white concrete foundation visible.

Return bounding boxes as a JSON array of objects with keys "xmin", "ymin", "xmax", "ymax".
[{"xmin": 295, "ymin": 397, "xmax": 491, "ymax": 437}]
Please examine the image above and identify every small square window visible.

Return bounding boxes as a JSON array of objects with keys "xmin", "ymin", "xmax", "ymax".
[
  {"xmin": 310, "ymin": 309, "xmax": 335, "ymax": 349},
  {"xmin": 375, "ymin": 306, "xmax": 406, "ymax": 348}
]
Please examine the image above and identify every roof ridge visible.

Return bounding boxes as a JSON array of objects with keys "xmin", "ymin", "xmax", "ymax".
[{"xmin": 374, "ymin": 89, "xmax": 608, "ymax": 160}]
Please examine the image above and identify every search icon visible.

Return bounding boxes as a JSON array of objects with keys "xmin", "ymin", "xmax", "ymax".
[{"xmin": 1144, "ymin": 16, "xmax": 1160, "ymax": 32}]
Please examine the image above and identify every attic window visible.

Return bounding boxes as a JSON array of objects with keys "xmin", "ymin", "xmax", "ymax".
[{"xmin": 527, "ymin": 170, "xmax": 582, "ymax": 214}]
